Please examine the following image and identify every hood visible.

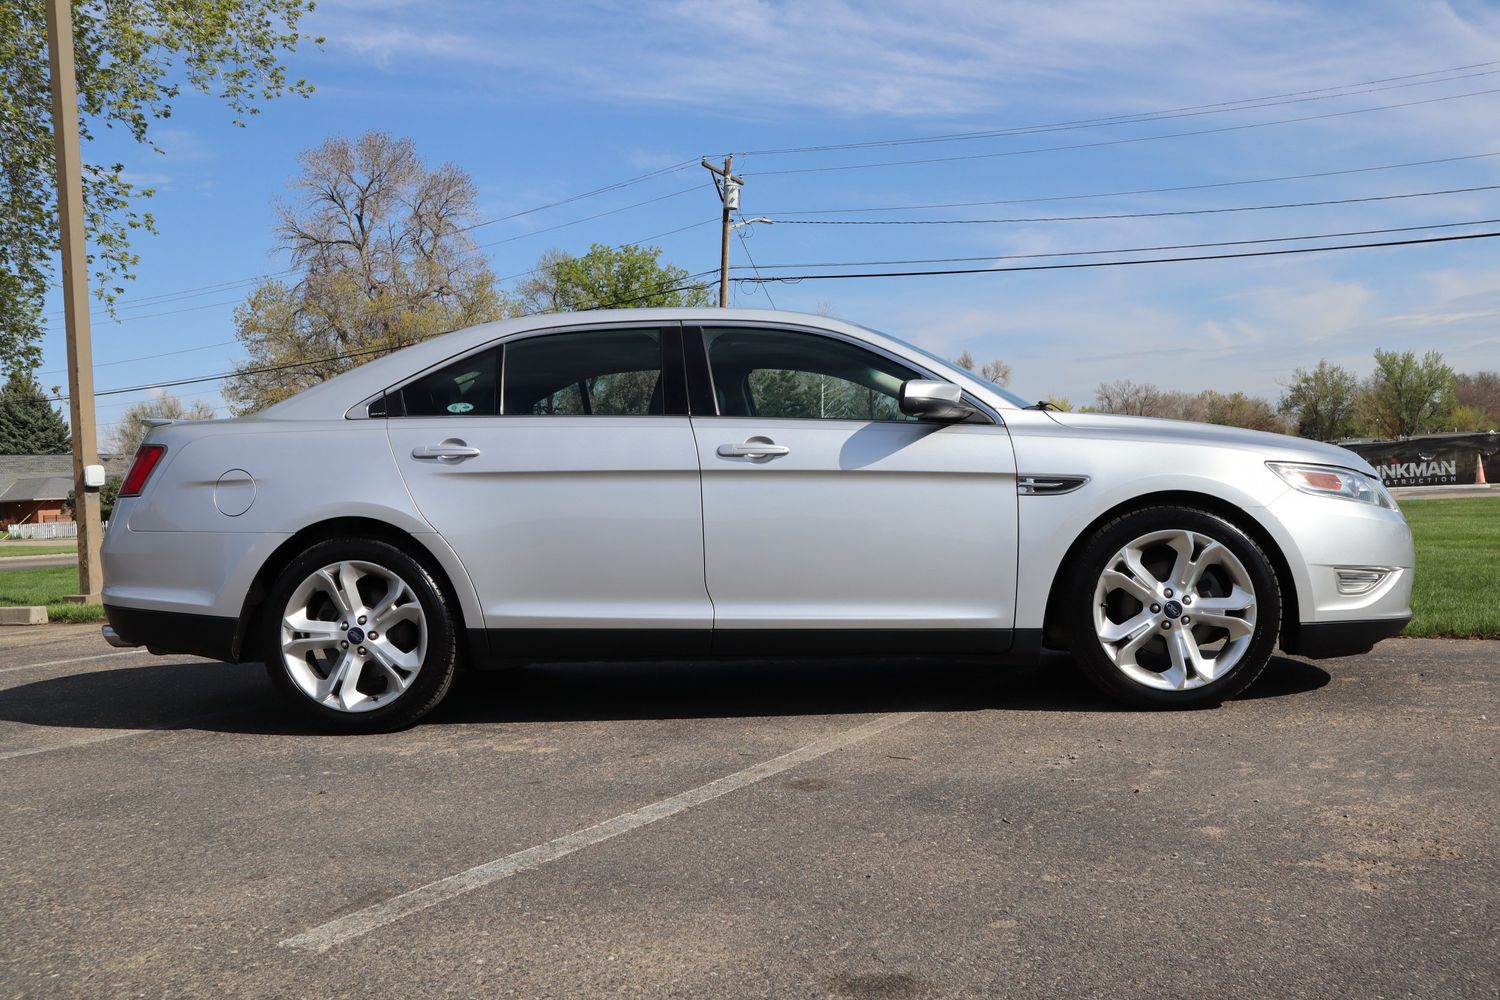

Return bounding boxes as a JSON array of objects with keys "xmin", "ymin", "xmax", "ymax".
[{"xmin": 1042, "ymin": 411, "xmax": 1379, "ymax": 475}]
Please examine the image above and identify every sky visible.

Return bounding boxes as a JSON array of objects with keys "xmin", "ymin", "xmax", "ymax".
[{"xmin": 33, "ymin": 0, "xmax": 1500, "ymax": 444}]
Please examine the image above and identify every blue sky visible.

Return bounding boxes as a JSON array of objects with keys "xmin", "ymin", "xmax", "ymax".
[{"xmin": 35, "ymin": 0, "xmax": 1500, "ymax": 443}]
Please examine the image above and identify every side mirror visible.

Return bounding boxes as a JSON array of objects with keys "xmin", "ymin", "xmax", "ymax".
[{"xmin": 899, "ymin": 380, "xmax": 976, "ymax": 421}]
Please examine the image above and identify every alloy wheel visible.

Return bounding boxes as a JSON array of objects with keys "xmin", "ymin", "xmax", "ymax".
[
  {"xmin": 1091, "ymin": 528, "xmax": 1257, "ymax": 691},
  {"xmin": 279, "ymin": 560, "xmax": 428, "ymax": 713}
]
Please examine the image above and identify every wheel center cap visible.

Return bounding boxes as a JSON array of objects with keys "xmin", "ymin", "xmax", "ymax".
[
  {"xmin": 1162, "ymin": 600, "xmax": 1183, "ymax": 620},
  {"xmin": 347, "ymin": 626, "xmax": 366, "ymax": 644}
]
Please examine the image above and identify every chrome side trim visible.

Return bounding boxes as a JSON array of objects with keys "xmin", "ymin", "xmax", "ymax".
[{"xmin": 1018, "ymin": 474, "xmax": 1089, "ymax": 496}]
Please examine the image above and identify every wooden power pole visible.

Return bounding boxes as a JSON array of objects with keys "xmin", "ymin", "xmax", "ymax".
[
  {"xmin": 701, "ymin": 156, "xmax": 743, "ymax": 307},
  {"xmin": 45, "ymin": 0, "xmax": 105, "ymax": 603}
]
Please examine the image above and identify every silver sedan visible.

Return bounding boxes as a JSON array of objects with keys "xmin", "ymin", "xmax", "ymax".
[{"xmin": 101, "ymin": 309, "xmax": 1414, "ymax": 730}]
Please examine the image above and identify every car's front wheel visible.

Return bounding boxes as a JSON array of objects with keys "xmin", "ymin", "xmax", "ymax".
[
  {"xmin": 262, "ymin": 538, "xmax": 459, "ymax": 731},
  {"xmin": 1064, "ymin": 506, "xmax": 1281, "ymax": 708}
]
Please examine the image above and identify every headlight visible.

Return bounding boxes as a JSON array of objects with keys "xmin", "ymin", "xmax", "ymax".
[{"xmin": 1267, "ymin": 462, "xmax": 1398, "ymax": 509}]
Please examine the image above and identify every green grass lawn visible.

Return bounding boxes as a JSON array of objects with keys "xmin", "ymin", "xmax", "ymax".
[
  {"xmin": 1, "ymin": 500, "xmax": 1496, "ymax": 636},
  {"xmin": 0, "ymin": 543, "xmax": 78, "ymax": 558},
  {"xmin": 0, "ymin": 565, "xmax": 103, "ymax": 622},
  {"xmin": 1400, "ymin": 496, "xmax": 1500, "ymax": 639}
]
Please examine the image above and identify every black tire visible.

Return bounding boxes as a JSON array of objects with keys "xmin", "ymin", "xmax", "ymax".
[
  {"xmin": 1062, "ymin": 505, "xmax": 1281, "ymax": 709},
  {"xmin": 260, "ymin": 537, "xmax": 460, "ymax": 732}
]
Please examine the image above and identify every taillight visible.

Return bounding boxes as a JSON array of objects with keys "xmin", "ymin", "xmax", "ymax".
[{"xmin": 120, "ymin": 445, "xmax": 166, "ymax": 497}]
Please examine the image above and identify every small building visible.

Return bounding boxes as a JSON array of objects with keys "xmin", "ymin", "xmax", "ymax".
[{"xmin": 1, "ymin": 455, "xmax": 131, "ymax": 527}]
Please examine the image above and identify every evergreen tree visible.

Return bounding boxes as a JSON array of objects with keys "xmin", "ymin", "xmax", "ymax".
[{"xmin": 0, "ymin": 372, "xmax": 70, "ymax": 454}]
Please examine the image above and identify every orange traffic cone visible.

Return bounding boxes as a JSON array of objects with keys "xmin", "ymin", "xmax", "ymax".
[{"xmin": 1478, "ymin": 452, "xmax": 1488, "ymax": 485}]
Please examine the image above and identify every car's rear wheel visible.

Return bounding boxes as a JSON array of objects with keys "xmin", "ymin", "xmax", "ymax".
[
  {"xmin": 262, "ymin": 538, "xmax": 459, "ymax": 731},
  {"xmin": 1064, "ymin": 506, "xmax": 1281, "ymax": 708}
]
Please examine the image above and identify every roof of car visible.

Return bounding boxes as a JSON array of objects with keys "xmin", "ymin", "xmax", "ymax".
[{"xmin": 254, "ymin": 309, "xmax": 1003, "ymax": 421}]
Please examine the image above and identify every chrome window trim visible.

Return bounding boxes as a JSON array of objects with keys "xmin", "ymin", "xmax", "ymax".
[
  {"xmin": 687, "ymin": 320, "xmax": 1001, "ymax": 426},
  {"xmin": 347, "ymin": 320, "xmax": 682, "ymax": 420}
]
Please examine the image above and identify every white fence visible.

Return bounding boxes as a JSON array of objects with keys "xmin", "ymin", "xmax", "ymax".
[{"xmin": 6, "ymin": 523, "xmax": 79, "ymax": 540}]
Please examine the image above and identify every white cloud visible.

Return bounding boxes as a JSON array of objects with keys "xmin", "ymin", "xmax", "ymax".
[
  {"xmin": 153, "ymin": 127, "xmax": 216, "ymax": 163},
  {"xmin": 119, "ymin": 171, "xmax": 174, "ymax": 191},
  {"xmin": 310, "ymin": 0, "xmax": 1500, "ymax": 124}
]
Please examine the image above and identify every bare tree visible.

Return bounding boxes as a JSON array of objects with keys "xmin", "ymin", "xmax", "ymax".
[
  {"xmin": 225, "ymin": 131, "xmax": 509, "ymax": 413},
  {"xmin": 953, "ymin": 352, "xmax": 1013, "ymax": 386},
  {"xmin": 1197, "ymin": 390, "xmax": 1287, "ymax": 433},
  {"xmin": 110, "ymin": 392, "xmax": 214, "ymax": 455},
  {"xmin": 1094, "ymin": 379, "xmax": 1168, "ymax": 416},
  {"xmin": 1457, "ymin": 370, "xmax": 1500, "ymax": 427}
]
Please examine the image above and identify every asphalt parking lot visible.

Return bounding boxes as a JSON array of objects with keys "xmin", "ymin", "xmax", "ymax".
[{"xmin": 1, "ymin": 626, "xmax": 1496, "ymax": 999}]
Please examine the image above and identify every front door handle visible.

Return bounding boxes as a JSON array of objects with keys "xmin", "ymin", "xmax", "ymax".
[
  {"xmin": 717, "ymin": 437, "xmax": 790, "ymax": 459},
  {"xmin": 412, "ymin": 439, "xmax": 481, "ymax": 461}
]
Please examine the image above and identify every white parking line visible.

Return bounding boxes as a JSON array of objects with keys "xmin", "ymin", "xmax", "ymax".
[
  {"xmin": 0, "ymin": 649, "xmax": 145, "ymax": 675},
  {"xmin": 281, "ymin": 710, "xmax": 924, "ymax": 953},
  {"xmin": 0, "ymin": 728, "xmax": 151, "ymax": 762}
]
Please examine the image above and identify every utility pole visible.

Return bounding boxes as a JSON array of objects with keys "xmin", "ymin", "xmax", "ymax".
[
  {"xmin": 701, "ymin": 156, "xmax": 742, "ymax": 307},
  {"xmin": 46, "ymin": 0, "xmax": 105, "ymax": 603}
]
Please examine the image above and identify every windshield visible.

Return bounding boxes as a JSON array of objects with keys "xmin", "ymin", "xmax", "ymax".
[{"xmin": 856, "ymin": 323, "xmax": 1034, "ymax": 408}]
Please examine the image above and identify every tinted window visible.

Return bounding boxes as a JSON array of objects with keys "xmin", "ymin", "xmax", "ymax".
[
  {"xmin": 703, "ymin": 327, "xmax": 920, "ymax": 421},
  {"xmin": 503, "ymin": 329, "xmax": 664, "ymax": 415},
  {"xmin": 400, "ymin": 347, "xmax": 500, "ymax": 417}
]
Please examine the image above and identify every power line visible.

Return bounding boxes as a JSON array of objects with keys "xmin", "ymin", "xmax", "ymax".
[
  {"xmin": 736, "ymin": 230, "xmax": 1500, "ymax": 284},
  {"xmin": 84, "ymin": 297, "xmax": 245, "ymax": 324},
  {"xmin": 490, "ymin": 218, "xmax": 718, "ymax": 283},
  {"xmin": 729, "ymin": 218, "xmax": 1500, "ymax": 269},
  {"xmin": 43, "ymin": 162, "xmax": 704, "ymax": 322},
  {"xmin": 734, "ymin": 62, "xmax": 1500, "ymax": 157},
  {"xmin": 69, "ymin": 149, "xmax": 1494, "ymax": 328},
  {"xmin": 457, "ymin": 159, "xmax": 700, "ymax": 233},
  {"xmin": 761, "ymin": 151, "xmax": 1500, "ymax": 216},
  {"xmin": 467, "ymin": 184, "xmax": 700, "ymax": 247},
  {"xmin": 769, "ymin": 184, "xmax": 1500, "ymax": 225},
  {"xmin": 732, "ymin": 220, "xmax": 775, "ymax": 309},
  {"xmin": 38, "ymin": 339, "xmax": 240, "ymax": 377},
  {"xmin": 36, "ymin": 67, "xmax": 1500, "ymax": 324},
  {"xmin": 745, "ymin": 86, "xmax": 1500, "ymax": 176},
  {"xmin": 42, "ymin": 219, "xmax": 720, "ymax": 380}
]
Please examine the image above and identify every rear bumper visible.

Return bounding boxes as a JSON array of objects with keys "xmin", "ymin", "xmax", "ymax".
[
  {"xmin": 103, "ymin": 604, "xmax": 239, "ymax": 662},
  {"xmin": 1283, "ymin": 614, "xmax": 1411, "ymax": 659}
]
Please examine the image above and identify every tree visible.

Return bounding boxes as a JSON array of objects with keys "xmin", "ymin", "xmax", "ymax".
[
  {"xmin": 1358, "ymin": 349, "xmax": 1457, "ymax": 438},
  {"xmin": 0, "ymin": 372, "xmax": 70, "ymax": 454},
  {"xmin": 1094, "ymin": 379, "xmax": 1168, "ymax": 417},
  {"xmin": 1449, "ymin": 404, "xmax": 1491, "ymax": 432},
  {"xmin": 516, "ymin": 243, "xmax": 713, "ymax": 313},
  {"xmin": 65, "ymin": 476, "xmax": 121, "ymax": 522},
  {"xmin": 1456, "ymin": 371, "xmax": 1500, "ymax": 428},
  {"xmin": 1, "ymin": 0, "xmax": 319, "ymax": 376},
  {"xmin": 109, "ymin": 391, "xmax": 214, "ymax": 456},
  {"xmin": 952, "ymin": 351, "xmax": 1012, "ymax": 386},
  {"xmin": 1279, "ymin": 361, "xmax": 1360, "ymax": 440},
  {"xmin": 1197, "ymin": 390, "xmax": 1286, "ymax": 433},
  {"xmin": 223, "ymin": 132, "xmax": 507, "ymax": 413}
]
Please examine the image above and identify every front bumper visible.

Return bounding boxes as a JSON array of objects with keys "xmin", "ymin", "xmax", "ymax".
[
  {"xmin": 1283, "ymin": 614, "xmax": 1411, "ymax": 659},
  {"xmin": 1263, "ymin": 486, "xmax": 1414, "ymax": 656}
]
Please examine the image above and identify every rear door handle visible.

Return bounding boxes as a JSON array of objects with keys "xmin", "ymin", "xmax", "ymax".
[
  {"xmin": 717, "ymin": 438, "xmax": 790, "ymax": 459},
  {"xmin": 412, "ymin": 439, "xmax": 481, "ymax": 461}
]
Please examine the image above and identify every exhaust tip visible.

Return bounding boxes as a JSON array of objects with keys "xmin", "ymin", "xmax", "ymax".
[{"xmin": 101, "ymin": 625, "xmax": 140, "ymax": 648}]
